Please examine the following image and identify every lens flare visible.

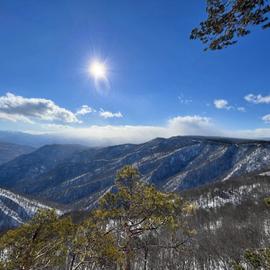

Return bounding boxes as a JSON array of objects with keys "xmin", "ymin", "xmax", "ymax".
[{"xmin": 89, "ymin": 60, "xmax": 107, "ymax": 80}]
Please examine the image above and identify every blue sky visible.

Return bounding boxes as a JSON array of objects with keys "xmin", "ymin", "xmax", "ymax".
[{"xmin": 0, "ymin": 0, "xmax": 270, "ymax": 144}]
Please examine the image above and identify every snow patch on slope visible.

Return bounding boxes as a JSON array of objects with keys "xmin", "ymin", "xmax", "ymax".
[
  {"xmin": 195, "ymin": 183, "xmax": 261, "ymax": 209},
  {"xmin": 223, "ymin": 147, "xmax": 270, "ymax": 181},
  {"xmin": 0, "ymin": 188, "xmax": 62, "ymax": 227}
]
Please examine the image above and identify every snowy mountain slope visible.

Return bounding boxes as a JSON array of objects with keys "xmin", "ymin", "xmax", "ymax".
[
  {"xmin": 0, "ymin": 136, "xmax": 269, "ymax": 209},
  {"xmin": 184, "ymin": 174, "xmax": 270, "ymax": 209},
  {"xmin": 179, "ymin": 174, "xmax": 270, "ymax": 270},
  {"xmin": 0, "ymin": 188, "xmax": 60, "ymax": 232}
]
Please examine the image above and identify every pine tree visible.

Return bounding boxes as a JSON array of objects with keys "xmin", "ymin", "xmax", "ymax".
[
  {"xmin": 0, "ymin": 209, "xmax": 73, "ymax": 270},
  {"xmin": 191, "ymin": 0, "xmax": 270, "ymax": 50},
  {"xmin": 96, "ymin": 165, "xmax": 194, "ymax": 270}
]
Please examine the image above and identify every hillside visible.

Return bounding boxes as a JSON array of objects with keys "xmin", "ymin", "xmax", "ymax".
[
  {"xmin": 1, "ymin": 171, "xmax": 268, "ymax": 268},
  {"xmin": 0, "ymin": 142, "xmax": 34, "ymax": 165},
  {"xmin": 179, "ymin": 174, "xmax": 270, "ymax": 269},
  {"xmin": 0, "ymin": 136, "xmax": 269, "ymax": 209},
  {"xmin": 0, "ymin": 188, "xmax": 60, "ymax": 232},
  {"xmin": 0, "ymin": 136, "xmax": 269, "ymax": 267}
]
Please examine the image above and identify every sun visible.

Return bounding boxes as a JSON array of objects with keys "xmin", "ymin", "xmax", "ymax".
[{"xmin": 89, "ymin": 60, "xmax": 107, "ymax": 80}]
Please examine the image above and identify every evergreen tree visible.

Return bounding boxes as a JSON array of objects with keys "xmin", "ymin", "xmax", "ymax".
[
  {"xmin": 0, "ymin": 209, "xmax": 73, "ymax": 270},
  {"xmin": 96, "ymin": 165, "xmax": 194, "ymax": 270},
  {"xmin": 191, "ymin": 0, "xmax": 270, "ymax": 50}
]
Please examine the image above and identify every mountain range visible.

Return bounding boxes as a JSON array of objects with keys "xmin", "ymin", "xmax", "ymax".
[
  {"xmin": 1, "ymin": 136, "xmax": 269, "ymax": 268},
  {"xmin": 0, "ymin": 136, "xmax": 269, "ymax": 214}
]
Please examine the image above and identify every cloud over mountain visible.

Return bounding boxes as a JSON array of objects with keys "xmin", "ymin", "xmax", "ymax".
[
  {"xmin": 167, "ymin": 115, "xmax": 213, "ymax": 135},
  {"xmin": 41, "ymin": 115, "xmax": 218, "ymax": 146}
]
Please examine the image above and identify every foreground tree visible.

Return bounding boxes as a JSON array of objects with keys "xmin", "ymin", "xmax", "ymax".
[
  {"xmin": 0, "ymin": 166, "xmax": 193, "ymax": 270},
  {"xmin": 69, "ymin": 214, "xmax": 122, "ymax": 269},
  {"xmin": 0, "ymin": 210, "xmax": 121, "ymax": 270},
  {"xmin": 191, "ymin": 0, "xmax": 270, "ymax": 50},
  {"xmin": 0, "ymin": 209, "xmax": 73, "ymax": 270},
  {"xmin": 97, "ymin": 165, "xmax": 194, "ymax": 270}
]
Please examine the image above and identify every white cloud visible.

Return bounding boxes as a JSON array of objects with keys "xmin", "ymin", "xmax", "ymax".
[
  {"xmin": 76, "ymin": 105, "xmax": 94, "ymax": 116},
  {"xmin": 0, "ymin": 112, "xmax": 34, "ymax": 123},
  {"xmin": 167, "ymin": 115, "xmax": 213, "ymax": 135},
  {"xmin": 0, "ymin": 92, "xmax": 80, "ymax": 123},
  {"xmin": 1, "ymin": 94, "xmax": 269, "ymax": 145},
  {"xmin": 214, "ymin": 99, "xmax": 232, "ymax": 110},
  {"xmin": 99, "ymin": 109, "xmax": 123, "ymax": 119},
  {"xmin": 245, "ymin": 94, "xmax": 270, "ymax": 104},
  {"xmin": 262, "ymin": 114, "xmax": 270, "ymax": 123},
  {"xmin": 237, "ymin": 107, "xmax": 246, "ymax": 112},
  {"xmin": 214, "ymin": 99, "xmax": 246, "ymax": 112}
]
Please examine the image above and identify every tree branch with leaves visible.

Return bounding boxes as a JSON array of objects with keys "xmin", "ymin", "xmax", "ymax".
[{"xmin": 191, "ymin": 0, "xmax": 270, "ymax": 50}]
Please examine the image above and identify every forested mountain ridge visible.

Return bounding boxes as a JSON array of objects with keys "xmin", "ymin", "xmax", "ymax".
[
  {"xmin": 0, "ymin": 136, "xmax": 269, "ymax": 268},
  {"xmin": 0, "ymin": 136, "xmax": 269, "ymax": 209},
  {"xmin": 0, "ymin": 143, "xmax": 88, "ymax": 189},
  {"xmin": 179, "ymin": 174, "xmax": 270, "ymax": 269}
]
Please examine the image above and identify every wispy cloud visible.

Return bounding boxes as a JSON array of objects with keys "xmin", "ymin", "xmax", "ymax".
[
  {"xmin": 99, "ymin": 109, "xmax": 123, "ymax": 119},
  {"xmin": 0, "ymin": 92, "xmax": 80, "ymax": 123},
  {"xmin": 76, "ymin": 105, "xmax": 94, "ymax": 116},
  {"xmin": 213, "ymin": 99, "xmax": 245, "ymax": 112},
  {"xmin": 178, "ymin": 95, "xmax": 192, "ymax": 104},
  {"xmin": 237, "ymin": 107, "xmax": 246, "ymax": 112},
  {"xmin": 245, "ymin": 94, "xmax": 270, "ymax": 104}
]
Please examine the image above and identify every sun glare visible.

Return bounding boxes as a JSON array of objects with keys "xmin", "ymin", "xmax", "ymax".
[{"xmin": 89, "ymin": 60, "xmax": 107, "ymax": 80}]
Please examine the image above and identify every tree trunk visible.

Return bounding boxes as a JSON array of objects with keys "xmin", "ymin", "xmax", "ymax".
[
  {"xmin": 125, "ymin": 247, "xmax": 132, "ymax": 270},
  {"xmin": 143, "ymin": 247, "xmax": 148, "ymax": 270},
  {"xmin": 68, "ymin": 253, "xmax": 76, "ymax": 270}
]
